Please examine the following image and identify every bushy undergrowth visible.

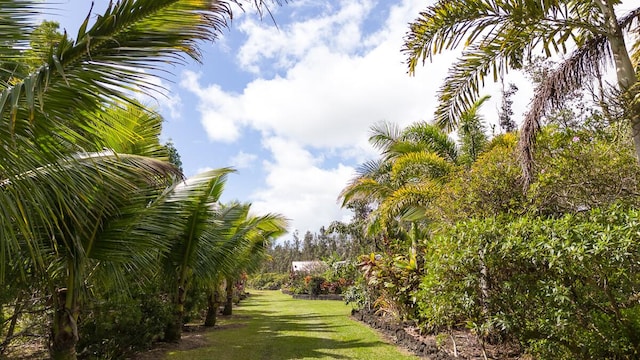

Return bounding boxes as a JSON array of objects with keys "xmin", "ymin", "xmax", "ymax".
[
  {"xmin": 247, "ymin": 272, "xmax": 289, "ymax": 290},
  {"xmin": 77, "ymin": 288, "xmax": 172, "ymax": 359},
  {"xmin": 415, "ymin": 205, "xmax": 640, "ymax": 359}
]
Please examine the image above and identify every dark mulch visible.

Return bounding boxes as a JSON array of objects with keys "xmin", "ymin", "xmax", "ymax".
[{"xmin": 351, "ymin": 310, "xmax": 524, "ymax": 359}]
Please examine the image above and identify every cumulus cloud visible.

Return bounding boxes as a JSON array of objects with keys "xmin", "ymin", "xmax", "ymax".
[
  {"xmin": 237, "ymin": 0, "xmax": 375, "ymax": 73},
  {"xmin": 249, "ymin": 137, "xmax": 354, "ymax": 233},
  {"xmin": 182, "ymin": 0, "xmax": 457, "ymax": 155},
  {"xmin": 230, "ymin": 151, "xmax": 258, "ymax": 169},
  {"xmin": 178, "ymin": 0, "xmax": 483, "ymax": 233}
]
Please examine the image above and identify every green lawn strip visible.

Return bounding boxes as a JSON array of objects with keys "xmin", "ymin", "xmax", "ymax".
[{"xmin": 164, "ymin": 290, "xmax": 418, "ymax": 360}]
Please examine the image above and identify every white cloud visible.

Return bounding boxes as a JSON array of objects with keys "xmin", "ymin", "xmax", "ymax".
[
  {"xmin": 230, "ymin": 151, "xmax": 258, "ymax": 169},
  {"xmin": 180, "ymin": 72, "xmax": 244, "ymax": 142},
  {"xmin": 180, "ymin": 0, "xmax": 520, "ymax": 234},
  {"xmin": 237, "ymin": 0, "xmax": 375, "ymax": 73},
  {"xmin": 182, "ymin": 0, "xmax": 458, "ymax": 156},
  {"xmin": 249, "ymin": 137, "xmax": 354, "ymax": 233}
]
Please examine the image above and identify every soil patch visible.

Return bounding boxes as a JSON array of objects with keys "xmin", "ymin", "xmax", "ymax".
[
  {"xmin": 133, "ymin": 317, "xmax": 247, "ymax": 360},
  {"xmin": 132, "ymin": 326, "xmax": 210, "ymax": 360}
]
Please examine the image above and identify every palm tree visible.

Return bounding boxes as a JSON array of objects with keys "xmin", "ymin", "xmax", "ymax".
[
  {"xmin": 1, "ymin": 101, "xmax": 182, "ymax": 360},
  {"xmin": 0, "ymin": 0, "xmax": 276, "ymax": 273},
  {"xmin": 3, "ymin": 149, "xmax": 180, "ymax": 360},
  {"xmin": 340, "ymin": 121, "xmax": 457, "ymax": 235},
  {"xmin": 147, "ymin": 168, "xmax": 236, "ymax": 342},
  {"xmin": 0, "ymin": 1, "xmax": 278, "ymax": 358},
  {"xmin": 218, "ymin": 207, "xmax": 288, "ymax": 317},
  {"xmin": 458, "ymin": 95, "xmax": 490, "ymax": 166},
  {"xmin": 404, "ymin": 0, "xmax": 640, "ymax": 184}
]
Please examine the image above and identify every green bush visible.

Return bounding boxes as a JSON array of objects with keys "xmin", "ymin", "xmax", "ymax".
[
  {"xmin": 415, "ymin": 206, "xmax": 640, "ymax": 359},
  {"xmin": 306, "ymin": 276, "xmax": 325, "ymax": 296},
  {"xmin": 77, "ymin": 290, "xmax": 172, "ymax": 359},
  {"xmin": 343, "ymin": 282, "xmax": 370, "ymax": 310},
  {"xmin": 183, "ymin": 287, "xmax": 207, "ymax": 324},
  {"xmin": 247, "ymin": 272, "xmax": 289, "ymax": 290}
]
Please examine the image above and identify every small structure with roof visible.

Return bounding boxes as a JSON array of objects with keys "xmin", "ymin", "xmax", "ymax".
[{"xmin": 291, "ymin": 260, "xmax": 326, "ymax": 273}]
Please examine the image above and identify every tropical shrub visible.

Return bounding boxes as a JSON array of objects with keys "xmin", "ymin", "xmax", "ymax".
[
  {"xmin": 356, "ymin": 249, "xmax": 422, "ymax": 320},
  {"xmin": 529, "ymin": 125, "xmax": 640, "ymax": 215},
  {"xmin": 77, "ymin": 288, "xmax": 172, "ymax": 359},
  {"xmin": 247, "ymin": 273, "xmax": 289, "ymax": 290},
  {"xmin": 343, "ymin": 281, "xmax": 371, "ymax": 311},
  {"xmin": 306, "ymin": 276, "xmax": 326, "ymax": 296},
  {"xmin": 415, "ymin": 206, "xmax": 640, "ymax": 359},
  {"xmin": 431, "ymin": 133, "xmax": 525, "ymax": 222}
]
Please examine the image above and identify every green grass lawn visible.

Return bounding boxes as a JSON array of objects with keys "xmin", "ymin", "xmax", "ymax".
[{"xmin": 163, "ymin": 290, "xmax": 418, "ymax": 360}]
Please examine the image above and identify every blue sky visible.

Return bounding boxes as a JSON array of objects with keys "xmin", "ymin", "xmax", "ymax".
[{"xmin": 46, "ymin": 0, "xmax": 536, "ymax": 236}]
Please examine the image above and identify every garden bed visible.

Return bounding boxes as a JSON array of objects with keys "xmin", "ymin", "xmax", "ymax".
[
  {"xmin": 291, "ymin": 294, "xmax": 344, "ymax": 300},
  {"xmin": 351, "ymin": 310, "xmax": 522, "ymax": 359}
]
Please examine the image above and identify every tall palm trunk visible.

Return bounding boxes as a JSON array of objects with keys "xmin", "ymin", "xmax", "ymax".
[
  {"xmin": 595, "ymin": 0, "xmax": 640, "ymax": 159},
  {"xmin": 204, "ymin": 283, "xmax": 222, "ymax": 327},
  {"xmin": 50, "ymin": 261, "xmax": 80, "ymax": 360},
  {"xmin": 222, "ymin": 277, "xmax": 234, "ymax": 316},
  {"xmin": 165, "ymin": 284, "xmax": 186, "ymax": 342}
]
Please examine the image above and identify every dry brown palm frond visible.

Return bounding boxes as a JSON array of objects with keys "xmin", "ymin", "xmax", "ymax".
[{"xmin": 519, "ymin": 7, "xmax": 640, "ymax": 188}]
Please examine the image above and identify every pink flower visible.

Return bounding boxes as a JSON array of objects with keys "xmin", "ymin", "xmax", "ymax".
[{"xmin": 572, "ymin": 136, "xmax": 580, "ymax": 142}]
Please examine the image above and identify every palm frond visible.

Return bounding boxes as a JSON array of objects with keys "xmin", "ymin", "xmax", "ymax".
[
  {"xmin": 433, "ymin": 38, "xmax": 534, "ymax": 131},
  {"xmin": 0, "ymin": 1, "xmax": 42, "ymax": 61},
  {"xmin": 519, "ymin": 7, "xmax": 640, "ymax": 187},
  {"xmin": 404, "ymin": 0, "xmax": 603, "ymax": 130},
  {"xmin": 391, "ymin": 151, "xmax": 454, "ymax": 184},
  {"xmin": 374, "ymin": 181, "xmax": 442, "ymax": 232},
  {"xmin": 0, "ymin": 150, "xmax": 179, "ymax": 280},
  {"xmin": 78, "ymin": 101, "xmax": 168, "ymax": 159},
  {"xmin": 369, "ymin": 121, "xmax": 402, "ymax": 152},
  {"xmin": 339, "ymin": 178, "xmax": 391, "ymax": 208},
  {"xmin": 399, "ymin": 122, "xmax": 458, "ymax": 162},
  {"xmin": 354, "ymin": 159, "xmax": 385, "ymax": 178}
]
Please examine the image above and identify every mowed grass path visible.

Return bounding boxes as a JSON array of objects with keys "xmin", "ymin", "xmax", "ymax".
[{"xmin": 163, "ymin": 290, "xmax": 418, "ymax": 360}]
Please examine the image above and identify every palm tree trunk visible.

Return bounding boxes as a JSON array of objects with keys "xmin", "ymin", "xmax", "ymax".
[
  {"xmin": 204, "ymin": 288, "xmax": 221, "ymax": 327},
  {"xmin": 222, "ymin": 277, "xmax": 234, "ymax": 316},
  {"xmin": 50, "ymin": 288, "xmax": 79, "ymax": 360},
  {"xmin": 595, "ymin": 0, "xmax": 640, "ymax": 159},
  {"xmin": 164, "ymin": 285, "xmax": 186, "ymax": 342}
]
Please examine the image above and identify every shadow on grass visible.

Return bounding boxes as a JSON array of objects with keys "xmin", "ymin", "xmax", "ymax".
[
  {"xmin": 174, "ymin": 292, "xmax": 392, "ymax": 359},
  {"xmin": 237, "ymin": 334, "xmax": 380, "ymax": 360}
]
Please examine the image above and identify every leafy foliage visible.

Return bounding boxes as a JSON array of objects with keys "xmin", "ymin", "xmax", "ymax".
[{"xmin": 416, "ymin": 207, "xmax": 640, "ymax": 359}]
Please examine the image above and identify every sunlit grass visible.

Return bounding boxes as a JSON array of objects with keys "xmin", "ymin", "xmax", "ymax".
[{"xmin": 163, "ymin": 290, "xmax": 417, "ymax": 360}]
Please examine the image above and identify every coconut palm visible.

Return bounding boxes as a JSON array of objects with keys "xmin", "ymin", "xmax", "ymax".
[
  {"xmin": 145, "ymin": 168, "xmax": 237, "ymax": 342},
  {"xmin": 0, "ymin": 0, "xmax": 276, "ymax": 269},
  {"xmin": 404, "ymin": 0, "xmax": 640, "ymax": 184},
  {"xmin": 2, "ymin": 149, "xmax": 180, "ymax": 360},
  {"xmin": 1, "ymin": 101, "xmax": 182, "ymax": 360},
  {"xmin": 218, "ymin": 206, "xmax": 288, "ymax": 317},
  {"xmin": 142, "ymin": 169, "xmax": 286, "ymax": 339},
  {"xmin": 0, "ymin": 1, "xmax": 277, "ymax": 358}
]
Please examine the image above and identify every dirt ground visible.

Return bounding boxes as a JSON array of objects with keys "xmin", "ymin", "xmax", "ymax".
[{"xmin": 132, "ymin": 325, "xmax": 213, "ymax": 360}]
